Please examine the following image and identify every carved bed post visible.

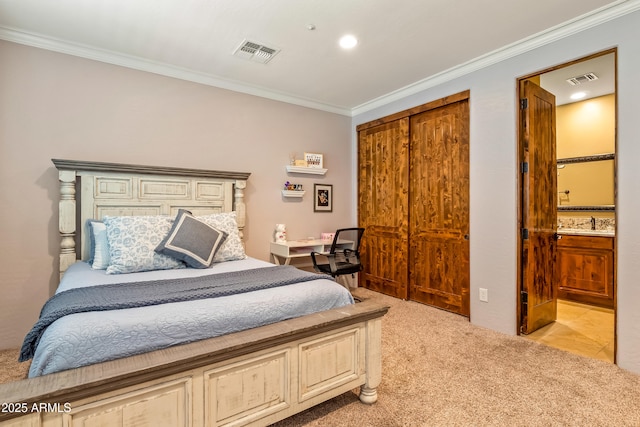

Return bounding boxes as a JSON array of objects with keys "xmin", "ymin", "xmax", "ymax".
[
  {"xmin": 359, "ymin": 317, "xmax": 383, "ymax": 404},
  {"xmin": 234, "ymin": 179, "xmax": 247, "ymax": 241},
  {"xmin": 58, "ymin": 169, "xmax": 77, "ymax": 279}
]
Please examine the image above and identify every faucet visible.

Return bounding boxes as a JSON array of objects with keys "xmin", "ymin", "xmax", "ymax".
[{"xmin": 591, "ymin": 216, "xmax": 596, "ymax": 230}]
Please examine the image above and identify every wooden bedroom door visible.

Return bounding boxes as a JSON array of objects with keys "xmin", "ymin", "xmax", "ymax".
[
  {"xmin": 519, "ymin": 80, "xmax": 558, "ymax": 334},
  {"xmin": 357, "ymin": 118, "xmax": 410, "ymax": 299},
  {"xmin": 408, "ymin": 98, "xmax": 470, "ymax": 316}
]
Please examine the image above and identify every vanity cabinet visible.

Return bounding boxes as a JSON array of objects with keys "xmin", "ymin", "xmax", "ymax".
[{"xmin": 557, "ymin": 234, "xmax": 614, "ymax": 308}]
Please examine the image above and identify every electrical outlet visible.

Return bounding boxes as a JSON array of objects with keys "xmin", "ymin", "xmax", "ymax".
[{"xmin": 479, "ymin": 288, "xmax": 489, "ymax": 302}]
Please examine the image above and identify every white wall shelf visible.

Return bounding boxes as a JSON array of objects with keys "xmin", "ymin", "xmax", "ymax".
[
  {"xmin": 286, "ymin": 165, "xmax": 327, "ymax": 175},
  {"xmin": 282, "ymin": 190, "xmax": 305, "ymax": 198}
]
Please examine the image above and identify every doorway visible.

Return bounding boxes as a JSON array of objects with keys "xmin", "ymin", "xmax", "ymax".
[{"xmin": 517, "ymin": 49, "xmax": 617, "ymax": 362}]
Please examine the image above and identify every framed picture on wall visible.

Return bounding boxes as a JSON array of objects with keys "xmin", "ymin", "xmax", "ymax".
[
  {"xmin": 304, "ymin": 152, "xmax": 324, "ymax": 168},
  {"xmin": 314, "ymin": 184, "xmax": 332, "ymax": 212}
]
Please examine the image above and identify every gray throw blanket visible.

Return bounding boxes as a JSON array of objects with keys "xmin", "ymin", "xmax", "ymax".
[{"xmin": 20, "ymin": 266, "xmax": 329, "ymax": 362}]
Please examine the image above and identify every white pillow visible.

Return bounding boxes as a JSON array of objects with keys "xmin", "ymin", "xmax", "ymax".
[
  {"xmin": 197, "ymin": 212, "xmax": 247, "ymax": 262},
  {"xmin": 103, "ymin": 215, "xmax": 185, "ymax": 274}
]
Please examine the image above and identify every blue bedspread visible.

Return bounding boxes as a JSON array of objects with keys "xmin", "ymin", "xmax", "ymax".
[
  {"xmin": 25, "ymin": 259, "xmax": 354, "ymax": 377},
  {"xmin": 20, "ymin": 266, "xmax": 327, "ymax": 362}
]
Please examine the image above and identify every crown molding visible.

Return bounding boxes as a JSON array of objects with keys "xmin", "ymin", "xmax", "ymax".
[
  {"xmin": 0, "ymin": 0, "xmax": 638, "ymax": 118},
  {"xmin": 0, "ymin": 26, "xmax": 352, "ymax": 116},
  {"xmin": 350, "ymin": 0, "xmax": 640, "ymax": 117}
]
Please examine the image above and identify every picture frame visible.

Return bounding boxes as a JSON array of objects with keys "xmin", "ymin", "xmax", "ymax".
[
  {"xmin": 313, "ymin": 184, "xmax": 333, "ymax": 212},
  {"xmin": 304, "ymin": 152, "xmax": 324, "ymax": 168}
]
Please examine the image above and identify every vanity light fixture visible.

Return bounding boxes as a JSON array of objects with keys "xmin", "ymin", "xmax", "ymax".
[{"xmin": 339, "ymin": 34, "xmax": 358, "ymax": 49}]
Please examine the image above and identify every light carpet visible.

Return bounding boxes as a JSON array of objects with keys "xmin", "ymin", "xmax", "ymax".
[
  {"xmin": 2, "ymin": 288, "xmax": 640, "ymax": 426},
  {"xmin": 271, "ymin": 288, "xmax": 640, "ymax": 426}
]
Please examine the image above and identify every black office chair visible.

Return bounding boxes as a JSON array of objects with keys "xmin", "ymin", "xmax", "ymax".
[{"xmin": 310, "ymin": 228, "xmax": 364, "ymax": 279}]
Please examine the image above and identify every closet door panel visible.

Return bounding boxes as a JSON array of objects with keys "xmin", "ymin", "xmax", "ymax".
[
  {"xmin": 409, "ymin": 100, "xmax": 470, "ymax": 316},
  {"xmin": 358, "ymin": 119, "xmax": 409, "ymax": 299}
]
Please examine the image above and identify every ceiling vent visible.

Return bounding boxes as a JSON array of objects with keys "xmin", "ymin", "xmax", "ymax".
[
  {"xmin": 566, "ymin": 72, "xmax": 598, "ymax": 86},
  {"xmin": 233, "ymin": 40, "xmax": 280, "ymax": 64}
]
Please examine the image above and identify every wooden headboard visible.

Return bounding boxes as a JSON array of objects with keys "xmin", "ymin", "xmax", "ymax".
[{"xmin": 52, "ymin": 159, "xmax": 251, "ymax": 278}]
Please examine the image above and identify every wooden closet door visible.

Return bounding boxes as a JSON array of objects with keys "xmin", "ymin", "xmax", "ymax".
[
  {"xmin": 409, "ymin": 99, "xmax": 470, "ymax": 316},
  {"xmin": 357, "ymin": 119, "xmax": 409, "ymax": 299}
]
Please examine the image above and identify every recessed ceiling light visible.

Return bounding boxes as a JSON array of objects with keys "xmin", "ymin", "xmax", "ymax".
[
  {"xmin": 339, "ymin": 34, "xmax": 358, "ymax": 49},
  {"xmin": 570, "ymin": 92, "xmax": 587, "ymax": 100}
]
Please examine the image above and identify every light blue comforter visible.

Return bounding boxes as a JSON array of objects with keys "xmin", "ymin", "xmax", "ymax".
[{"xmin": 27, "ymin": 258, "xmax": 353, "ymax": 377}]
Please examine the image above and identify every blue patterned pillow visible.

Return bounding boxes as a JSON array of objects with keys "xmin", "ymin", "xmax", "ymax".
[
  {"xmin": 156, "ymin": 209, "xmax": 228, "ymax": 268},
  {"xmin": 103, "ymin": 215, "xmax": 185, "ymax": 274},
  {"xmin": 197, "ymin": 212, "xmax": 247, "ymax": 262}
]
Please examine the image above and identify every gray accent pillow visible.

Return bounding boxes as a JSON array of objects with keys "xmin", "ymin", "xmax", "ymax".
[{"xmin": 156, "ymin": 209, "xmax": 228, "ymax": 269}]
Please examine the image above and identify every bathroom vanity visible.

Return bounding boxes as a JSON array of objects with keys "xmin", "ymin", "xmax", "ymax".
[
  {"xmin": 557, "ymin": 230, "xmax": 615, "ymax": 308},
  {"xmin": 556, "ymin": 153, "xmax": 615, "ymax": 309}
]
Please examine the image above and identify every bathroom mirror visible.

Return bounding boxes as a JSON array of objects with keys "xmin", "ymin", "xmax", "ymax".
[{"xmin": 557, "ymin": 153, "xmax": 614, "ymax": 211}]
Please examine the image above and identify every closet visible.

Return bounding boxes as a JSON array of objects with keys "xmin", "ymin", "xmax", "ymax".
[{"xmin": 357, "ymin": 91, "xmax": 470, "ymax": 316}]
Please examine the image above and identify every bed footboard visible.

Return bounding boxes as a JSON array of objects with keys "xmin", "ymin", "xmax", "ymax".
[{"xmin": 0, "ymin": 301, "xmax": 388, "ymax": 427}]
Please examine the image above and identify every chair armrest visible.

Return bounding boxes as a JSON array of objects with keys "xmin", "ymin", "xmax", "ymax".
[
  {"xmin": 311, "ymin": 251, "xmax": 338, "ymax": 274},
  {"xmin": 327, "ymin": 254, "xmax": 338, "ymax": 274},
  {"xmin": 310, "ymin": 251, "xmax": 327, "ymax": 272}
]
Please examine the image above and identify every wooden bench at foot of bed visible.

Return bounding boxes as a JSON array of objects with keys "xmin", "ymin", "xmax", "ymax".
[{"xmin": 0, "ymin": 300, "xmax": 388, "ymax": 427}]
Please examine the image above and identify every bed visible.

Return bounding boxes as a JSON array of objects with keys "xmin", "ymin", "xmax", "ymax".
[{"xmin": 0, "ymin": 159, "xmax": 388, "ymax": 427}]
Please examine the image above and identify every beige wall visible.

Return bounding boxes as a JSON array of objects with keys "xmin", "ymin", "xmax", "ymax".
[
  {"xmin": 556, "ymin": 94, "xmax": 615, "ymax": 158},
  {"xmin": 0, "ymin": 40, "xmax": 353, "ymax": 349}
]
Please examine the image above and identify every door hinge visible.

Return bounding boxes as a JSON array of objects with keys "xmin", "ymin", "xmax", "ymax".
[
  {"xmin": 520, "ymin": 98, "xmax": 528, "ymax": 109},
  {"xmin": 521, "ymin": 228, "xmax": 529, "ymax": 240},
  {"xmin": 521, "ymin": 162, "xmax": 529, "ymax": 173},
  {"xmin": 521, "ymin": 291, "xmax": 528, "ymax": 303}
]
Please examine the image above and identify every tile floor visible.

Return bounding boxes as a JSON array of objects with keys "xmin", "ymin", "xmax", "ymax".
[{"xmin": 525, "ymin": 299, "xmax": 615, "ymax": 363}]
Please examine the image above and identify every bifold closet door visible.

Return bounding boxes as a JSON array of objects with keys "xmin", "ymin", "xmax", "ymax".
[
  {"xmin": 357, "ymin": 119, "xmax": 409, "ymax": 299},
  {"xmin": 408, "ymin": 99, "xmax": 470, "ymax": 316}
]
